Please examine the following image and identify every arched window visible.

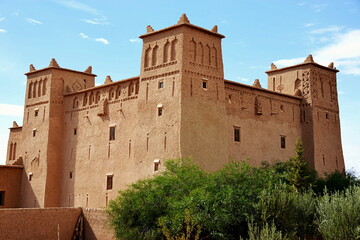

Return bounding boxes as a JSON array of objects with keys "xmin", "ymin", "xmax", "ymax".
[
  {"xmin": 33, "ymin": 81, "xmax": 38, "ymax": 98},
  {"xmin": 198, "ymin": 42, "xmax": 204, "ymax": 64},
  {"xmin": 189, "ymin": 39, "xmax": 196, "ymax": 62},
  {"xmin": 28, "ymin": 82, "xmax": 33, "ymax": 99},
  {"xmin": 73, "ymin": 97, "xmax": 78, "ymax": 109},
  {"xmin": 135, "ymin": 82, "xmax": 139, "ymax": 94},
  {"xmin": 42, "ymin": 78, "xmax": 47, "ymax": 95},
  {"xmin": 109, "ymin": 88, "xmax": 115, "ymax": 100},
  {"xmin": 116, "ymin": 86, "xmax": 121, "ymax": 99},
  {"xmin": 89, "ymin": 92, "xmax": 94, "ymax": 105},
  {"xmin": 38, "ymin": 80, "xmax": 43, "ymax": 97},
  {"xmin": 205, "ymin": 44, "xmax": 211, "ymax": 66},
  {"xmin": 12, "ymin": 142, "xmax": 16, "ymax": 160},
  {"xmin": 144, "ymin": 46, "xmax": 151, "ymax": 68},
  {"xmin": 128, "ymin": 82, "xmax": 134, "ymax": 96},
  {"xmin": 171, "ymin": 38, "xmax": 178, "ymax": 61},
  {"xmin": 95, "ymin": 91, "xmax": 101, "ymax": 104},
  {"xmin": 9, "ymin": 143, "xmax": 13, "ymax": 160},
  {"xmin": 152, "ymin": 45, "xmax": 158, "ymax": 66},
  {"xmin": 163, "ymin": 41, "xmax": 170, "ymax": 63},
  {"xmin": 211, "ymin": 46, "xmax": 217, "ymax": 67},
  {"xmin": 83, "ymin": 93, "xmax": 88, "ymax": 106}
]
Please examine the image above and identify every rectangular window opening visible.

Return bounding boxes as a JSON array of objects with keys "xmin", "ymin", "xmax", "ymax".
[
  {"xmin": 34, "ymin": 109, "xmax": 39, "ymax": 117},
  {"xmin": 32, "ymin": 129, "xmax": 37, "ymax": 137},
  {"xmin": 154, "ymin": 159, "xmax": 160, "ymax": 172},
  {"xmin": 69, "ymin": 171, "xmax": 73, "ymax": 179},
  {"xmin": 106, "ymin": 175, "xmax": 113, "ymax": 190},
  {"xmin": 0, "ymin": 191, "xmax": 5, "ymax": 206},
  {"xmin": 109, "ymin": 126, "xmax": 116, "ymax": 141},
  {"xmin": 280, "ymin": 136, "xmax": 286, "ymax": 149},
  {"xmin": 234, "ymin": 127, "xmax": 240, "ymax": 142},
  {"xmin": 158, "ymin": 107, "xmax": 163, "ymax": 116},
  {"xmin": 74, "ymin": 128, "xmax": 77, "ymax": 135},
  {"xmin": 158, "ymin": 81, "xmax": 164, "ymax": 89},
  {"xmin": 202, "ymin": 80, "xmax": 207, "ymax": 89},
  {"xmin": 29, "ymin": 173, "xmax": 33, "ymax": 181}
]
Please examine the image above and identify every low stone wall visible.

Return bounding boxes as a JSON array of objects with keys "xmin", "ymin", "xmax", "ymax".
[
  {"xmin": 0, "ymin": 207, "xmax": 81, "ymax": 240},
  {"xmin": 83, "ymin": 208, "xmax": 116, "ymax": 240}
]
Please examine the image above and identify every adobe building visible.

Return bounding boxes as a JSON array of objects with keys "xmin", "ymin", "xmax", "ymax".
[{"xmin": 1, "ymin": 14, "xmax": 344, "ymax": 209}]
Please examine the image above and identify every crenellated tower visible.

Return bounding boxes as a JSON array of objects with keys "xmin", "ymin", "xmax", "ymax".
[
  {"xmin": 137, "ymin": 14, "xmax": 228, "ymax": 170},
  {"xmin": 266, "ymin": 55, "xmax": 345, "ymax": 174},
  {"xmin": 6, "ymin": 59, "xmax": 96, "ymax": 207}
]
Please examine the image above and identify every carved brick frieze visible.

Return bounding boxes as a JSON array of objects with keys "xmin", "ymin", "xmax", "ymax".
[{"xmin": 141, "ymin": 70, "xmax": 180, "ymax": 82}]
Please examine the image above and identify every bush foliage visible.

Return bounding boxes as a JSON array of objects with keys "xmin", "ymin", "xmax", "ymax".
[{"xmin": 107, "ymin": 141, "xmax": 359, "ymax": 240}]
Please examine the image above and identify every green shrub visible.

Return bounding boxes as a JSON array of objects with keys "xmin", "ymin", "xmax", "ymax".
[
  {"xmin": 316, "ymin": 186, "xmax": 360, "ymax": 240},
  {"xmin": 252, "ymin": 184, "xmax": 317, "ymax": 238}
]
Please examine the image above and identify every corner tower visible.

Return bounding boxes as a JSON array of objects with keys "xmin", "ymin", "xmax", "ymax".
[
  {"xmin": 266, "ymin": 55, "xmax": 345, "ymax": 174},
  {"xmin": 7, "ymin": 59, "xmax": 96, "ymax": 207},
  {"xmin": 138, "ymin": 14, "xmax": 228, "ymax": 171}
]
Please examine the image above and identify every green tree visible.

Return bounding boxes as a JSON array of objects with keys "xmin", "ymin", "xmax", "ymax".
[{"xmin": 287, "ymin": 139, "xmax": 316, "ymax": 191}]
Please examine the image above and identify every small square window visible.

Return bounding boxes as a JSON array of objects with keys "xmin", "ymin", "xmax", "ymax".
[
  {"xmin": 234, "ymin": 127, "xmax": 240, "ymax": 142},
  {"xmin": 109, "ymin": 126, "xmax": 116, "ymax": 141},
  {"xmin": 280, "ymin": 136, "xmax": 286, "ymax": 149},
  {"xmin": 158, "ymin": 81, "xmax": 164, "ymax": 89},
  {"xmin": 106, "ymin": 175, "xmax": 113, "ymax": 190},
  {"xmin": 202, "ymin": 80, "xmax": 207, "ymax": 89},
  {"xmin": 0, "ymin": 191, "xmax": 5, "ymax": 206},
  {"xmin": 74, "ymin": 128, "xmax": 77, "ymax": 135},
  {"xmin": 29, "ymin": 173, "xmax": 33, "ymax": 181}
]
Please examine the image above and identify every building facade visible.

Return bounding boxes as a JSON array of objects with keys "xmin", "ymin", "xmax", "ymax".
[{"xmin": 1, "ymin": 14, "xmax": 344, "ymax": 208}]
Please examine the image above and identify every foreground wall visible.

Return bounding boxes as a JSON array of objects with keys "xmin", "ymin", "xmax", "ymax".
[
  {"xmin": 0, "ymin": 165, "xmax": 23, "ymax": 208},
  {"xmin": 0, "ymin": 208, "xmax": 81, "ymax": 240},
  {"xmin": 83, "ymin": 208, "xmax": 116, "ymax": 240}
]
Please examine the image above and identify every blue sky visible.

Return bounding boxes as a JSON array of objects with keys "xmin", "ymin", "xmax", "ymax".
[{"xmin": 0, "ymin": 0, "xmax": 359, "ymax": 175}]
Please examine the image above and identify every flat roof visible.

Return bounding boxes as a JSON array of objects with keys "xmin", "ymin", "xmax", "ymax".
[
  {"xmin": 266, "ymin": 62, "xmax": 339, "ymax": 74},
  {"xmin": 64, "ymin": 76, "xmax": 140, "ymax": 96},
  {"xmin": 224, "ymin": 79, "xmax": 302, "ymax": 100},
  {"xmin": 139, "ymin": 22, "xmax": 225, "ymax": 39},
  {"xmin": 25, "ymin": 66, "xmax": 97, "ymax": 77}
]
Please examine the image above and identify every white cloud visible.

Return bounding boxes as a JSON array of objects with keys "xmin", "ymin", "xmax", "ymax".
[
  {"xmin": 305, "ymin": 23, "xmax": 315, "ymax": 27},
  {"xmin": 0, "ymin": 104, "xmax": 23, "ymax": 117},
  {"xmin": 0, "ymin": 29, "xmax": 6, "ymax": 33},
  {"xmin": 25, "ymin": 18, "xmax": 42, "ymax": 25},
  {"xmin": 80, "ymin": 33, "xmax": 109, "ymax": 45},
  {"xmin": 95, "ymin": 38, "xmax": 109, "ymax": 45},
  {"xmin": 0, "ymin": 17, "xmax": 5, "ymax": 22},
  {"xmin": 249, "ymin": 66, "xmax": 267, "ymax": 69},
  {"xmin": 53, "ymin": 0, "xmax": 100, "ymax": 15},
  {"xmin": 311, "ymin": 3, "xmax": 328, "ymax": 12},
  {"xmin": 309, "ymin": 25, "xmax": 343, "ymax": 34},
  {"xmin": 273, "ymin": 57, "xmax": 304, "ymax": 67},
  {"xmin": 79, "ymin": 32, "xmax": 89, "ymax": 39},
  {"xmin": 129, "ymin": 38, "xmax": 140, "ymax": 43},
  {"xmin": 82, "ymin": 18, "xmax": 109, "ymax": 25},
  {"xmin": 236, "ymin": 77, "xmax": 250, "ymax": 83},
  {"xmin": 315, "ymin": 30, "xmax": 360, "ymax": 63},
  {"xmin": 273, "ymin": 29, "xmax": 360, "ymax": 75}
]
